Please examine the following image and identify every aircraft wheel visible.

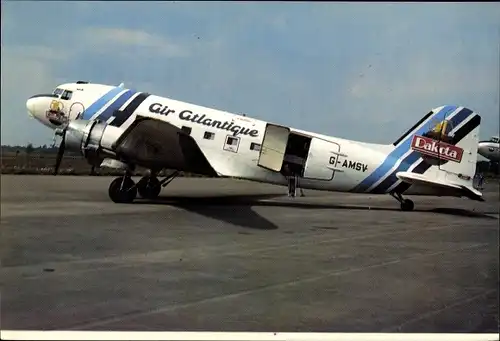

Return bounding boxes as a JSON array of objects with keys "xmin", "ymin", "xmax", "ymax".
[
  {"xmin": 109, "ymin": 177, "xmax": 137, "ymax": 203},
  {"xmin": 137, "ymin": 176, "xmax": 161, "ymax": 199},
  {"xmin": 400, "ymin": 199, "xmax": 414, "ymax": 211}
]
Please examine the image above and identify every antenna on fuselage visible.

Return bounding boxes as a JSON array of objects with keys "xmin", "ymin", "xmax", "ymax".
[{"xmin": 118, "ymin": 82, "xmax": 125, "ymax": 88}]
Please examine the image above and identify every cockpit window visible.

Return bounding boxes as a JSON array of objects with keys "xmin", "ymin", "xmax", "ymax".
[
  {"xmin": 61, "ymin": 90, "xmax": 73, "ymax": 100},
  {"xmin": 52, "ymin": 88, "xmax": 64, "ymax": 96},
  {"xmin": 491, "ymin": 137, "xmax": 499, "ymax": 143}
]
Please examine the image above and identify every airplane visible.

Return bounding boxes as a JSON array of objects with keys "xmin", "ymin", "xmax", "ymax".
[
  {"xmin": 25, "ymin": 80, "xmax": 484, "ymax": 210},
  {"xmin": 478, "ymin": 135, "xmax": 500, "ymax": 162}
]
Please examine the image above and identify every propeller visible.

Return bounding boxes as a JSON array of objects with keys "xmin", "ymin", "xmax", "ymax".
[
  {"xmin": 50, "ymin": 132, "xmax": 58, "ymax": 148},
  {"xmin": 53, "ymin": 127, "xmax": 67, "ymax": 175},
  {"xmin": 51, "ymin": 119, "xmax": 97, "ymax": 175}
]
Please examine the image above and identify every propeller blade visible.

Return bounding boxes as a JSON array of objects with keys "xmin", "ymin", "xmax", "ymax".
[
  {"xmin": 51, "ymin": 133, "xmax": 57, "ymax": 148},
  {"xmin": 53, "ymin": 130, "xmax": 66, "ymax": 175}
]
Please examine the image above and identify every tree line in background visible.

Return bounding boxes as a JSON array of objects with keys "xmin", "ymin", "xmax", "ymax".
[
  {"xmin": 2, "ymin": 143, "xmax": 85, "ymax": 155},
  {"xmin": 1, "ymin": 143, "xmax": 499, "ymax": 177},
  {"xmin": 0, "ymin": 143, "xmax": 209, "ymax": 177}
]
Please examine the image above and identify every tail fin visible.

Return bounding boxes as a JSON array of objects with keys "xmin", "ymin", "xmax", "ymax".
[
  {"xmin": 400, "ymin": 105, "xmax": 481, "ymax": 194},
  {"xmin": 356, "ymin": 105, "xmax": 481, "ymax": 195},
  {"xmin": 437, "ymin": 109, "xmax": 480, "ymax": 180}
]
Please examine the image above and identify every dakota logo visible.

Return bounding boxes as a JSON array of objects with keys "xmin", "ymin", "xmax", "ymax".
[{"xmin": 411, "ymin": 135, "xmax": 463, "ymax": 163}]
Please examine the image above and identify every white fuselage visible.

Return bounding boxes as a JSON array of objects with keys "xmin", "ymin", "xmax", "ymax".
[
  {"xmin": 26, "ymin": 82, "xmax": 482, "ymax": 198},
  {"xmin": 113, "ymin": 93, "xmax": 392, "ymax": 192}
]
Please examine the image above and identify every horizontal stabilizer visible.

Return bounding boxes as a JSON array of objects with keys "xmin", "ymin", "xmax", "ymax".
[
  {"xmin": 457, "ymin": 184, "xmax": 485, "ymax": 202},
  {"xmin": 396, "ymin": 171, "xmax": 484, "ymax": 201},
  {"xmin": 396, "ymin": 171, "xmax": 462, "ymax": 190}
]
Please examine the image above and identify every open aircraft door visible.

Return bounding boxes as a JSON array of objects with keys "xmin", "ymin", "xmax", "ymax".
[
  {"xmin": 257, "ymin": 124, "xmax": 290, "ymax": 172},
  {"xmin": 303, "ymin": 137, "xmax": 343, "ymax": 181}
]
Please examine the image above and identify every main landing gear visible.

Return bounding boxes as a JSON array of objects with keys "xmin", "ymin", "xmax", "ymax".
[
  {"xmin": 390, "ymin": 192, "xmax": 414, "ymax": 211},
  {"xmin": 108, "ymin": 169, "xmax": 179, "ymax": 203}
]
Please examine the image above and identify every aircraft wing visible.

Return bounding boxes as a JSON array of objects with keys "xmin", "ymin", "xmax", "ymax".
[
  {"xmin": 111, "ymin": 117, "xmax": 218, "ymax": 177},
  {"xmin": 395, "ymin": 171, "xmax": 484, "ymax": 202}
]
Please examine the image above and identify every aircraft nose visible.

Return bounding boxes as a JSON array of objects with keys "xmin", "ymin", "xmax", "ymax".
[
  {"xmin": 26, "ymin": 95, "xmax": 51, "ymax": 127},
  {"xmin": 26, "ymin": 97, "xmax": 36, "ymax": 116}
]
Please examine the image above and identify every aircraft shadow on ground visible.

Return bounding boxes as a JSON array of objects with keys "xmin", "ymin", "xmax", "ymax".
[
  {"xmin": 136, "ymin": 194, "xmax": 282, "ymax": 230},
  {"xmin": 134, "ymin": 193, "xmax": 498, "ymax": 230}
]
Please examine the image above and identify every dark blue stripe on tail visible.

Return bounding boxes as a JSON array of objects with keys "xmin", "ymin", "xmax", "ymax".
[{"xmin": 449, "ymin": 108, "xmax": 473, "ymax": 132}]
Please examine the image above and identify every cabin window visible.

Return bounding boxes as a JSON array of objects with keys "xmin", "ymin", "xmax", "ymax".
[
  {"xmin": 61, "ymin": 90, "xmax": 73, "ymax": 100},
  {"xmin": 52, "ymin": 88, "xmax": 64, "ymax": 96},
  {"xmin": 204, "ymin": 131, "xmax": 215, "ymax": 140},
  {"xmin": 223, "ymin": 135, "xmax": 240, "ymax": 153},
  {"xmin": 250, "ymin": 143, "xmax": 261, "ymax": 151},
  {"xmin": 181, "ymin": 126, "xmax": 192, "ymax": 135},
  {"xmin": 226, "ymin": 137, "xmax": 238, "ymax": 145}
]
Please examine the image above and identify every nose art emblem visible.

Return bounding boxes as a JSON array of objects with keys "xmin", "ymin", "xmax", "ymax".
[{"xmin": 46, "ymin": 100, "xmax": 68, "ymax": 126}]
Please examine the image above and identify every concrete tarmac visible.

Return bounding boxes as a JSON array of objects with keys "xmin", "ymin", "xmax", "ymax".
[{"xmin": 1, "ymin": 175, "xmax": 498, "ymax": 332}]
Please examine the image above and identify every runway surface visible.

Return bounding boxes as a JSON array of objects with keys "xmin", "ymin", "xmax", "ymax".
[{"xmin": 1, "ymin": 175, "xmax": 498, "ymax": 332}]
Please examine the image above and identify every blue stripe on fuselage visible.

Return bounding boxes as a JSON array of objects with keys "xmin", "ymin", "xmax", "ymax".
[
  {"xmin": 81, "ymin": 87, "xmax": 124, "ymax": 120},
  {"xmin": 353, "ymin": 105, "xmax": 459, "ymax": 192},
  {"xmin": 369, "ymin": 150, "xmax": 421, "ymax": 193},
  {"xmin": 97, "ymin": 90, "xmax": 136, "ymax": 122}
]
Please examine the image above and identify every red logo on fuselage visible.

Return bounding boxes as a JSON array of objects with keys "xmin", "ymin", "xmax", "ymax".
[{"xmin": 411, "ymin": 135, "xmax": 463, "ymax": 163}]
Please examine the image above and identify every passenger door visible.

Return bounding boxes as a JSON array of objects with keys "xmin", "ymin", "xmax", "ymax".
[
  {"xmin": 303, "ymin": 137, "xmax": 341, "ymax": 181},
  {"xmin": 257, "ymin": 123, "xmax": 290, "ymax": 172}
]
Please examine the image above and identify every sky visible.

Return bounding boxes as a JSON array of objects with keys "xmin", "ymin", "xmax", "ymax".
[{"xmin": 1, "ymin": 1, "xmax": 500, "ymax": 147}]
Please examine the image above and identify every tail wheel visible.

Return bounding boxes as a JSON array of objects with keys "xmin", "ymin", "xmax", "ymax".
[{"xmin": 400, "ymin": 199, "xmax": 414, "ymax": 211}]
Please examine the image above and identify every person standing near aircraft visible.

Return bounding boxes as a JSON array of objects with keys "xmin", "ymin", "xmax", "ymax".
[
  {"xmin": 478, "ymin": 173, "xmax": 485, "ymax": 190},
  {"xmin": 474, "ymin": 173, "xmax": 485, "ymax": 189},
  {"xmin": 296, "ymin": 177, "xmax": 305, "ymax": 197},
  {"xmin": 283, "ymin": 162, "xmax": 304, "ymax": 197},
  {"xmin": 298, "ymin": 140, "xmax": 309, "ymax": 197},
  {"xmin": 290, "ymin": 176, "xmax": 297, "ymax": 197},
  {"xmin": 283, "ymin": 163, "xmax": 296, "ymax": 197}
]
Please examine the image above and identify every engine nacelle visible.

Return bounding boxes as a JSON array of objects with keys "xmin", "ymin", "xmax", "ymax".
[{"xmin": 63, "ymin": 119, "xmax": 124, "ymax": 164}]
